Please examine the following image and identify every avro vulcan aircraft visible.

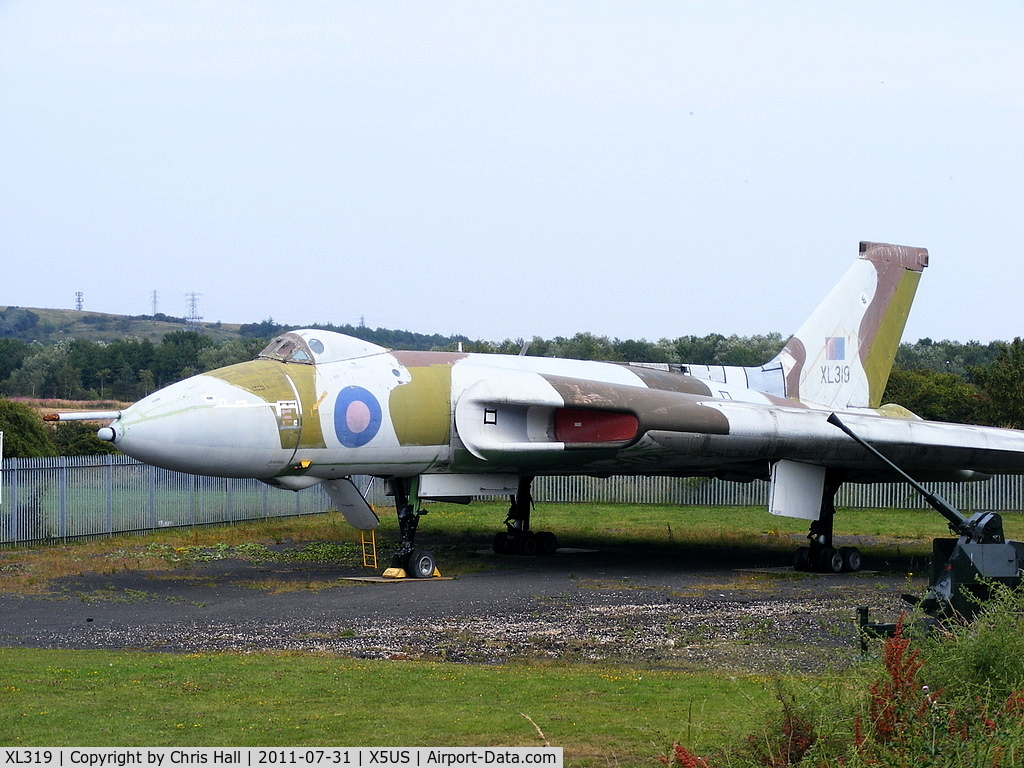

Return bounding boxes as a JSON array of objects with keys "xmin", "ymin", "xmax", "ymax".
[{"xmin": 48, "ymin": 242, "xmax": 1024, "ymax": 577}]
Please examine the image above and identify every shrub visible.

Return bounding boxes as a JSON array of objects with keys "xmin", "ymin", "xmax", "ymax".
[
  {"xmin": 662, "ymin": 587, "xmax": 1024, "ymax": 767},
  {"xmin": 0, "ymin": 398, "xmax": 57, "ymax": 457}
]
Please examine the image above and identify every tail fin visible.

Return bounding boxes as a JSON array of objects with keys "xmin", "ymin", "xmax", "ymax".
[{"xmin": 772, "ymin": 241, "xmax": 928, "ymax": 409}]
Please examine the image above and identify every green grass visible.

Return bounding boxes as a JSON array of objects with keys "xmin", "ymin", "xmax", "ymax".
[
  {"xmin": 0, "ymin": 648, "xmax": 772, "ymax": 763},
  {"xmin": 413, "ymin": 500, "xmax": 1024, "ymax": 546},
  {"xmin": 406, "ymin": 500, "xmax": 1024, "ymax": 576}
]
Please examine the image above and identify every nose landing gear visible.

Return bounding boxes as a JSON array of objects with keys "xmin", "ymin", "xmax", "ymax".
[{"xmin": 382, "ymin": 477, "xmax": 439, "ymax": 579}]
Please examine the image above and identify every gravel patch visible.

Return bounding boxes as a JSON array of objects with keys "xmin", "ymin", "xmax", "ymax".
[{"xmin": 0, "ymin": 545, "xmax": 914, "ymax": 674}]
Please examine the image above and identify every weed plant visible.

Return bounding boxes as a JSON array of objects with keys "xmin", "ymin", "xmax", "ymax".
[{"xmin": 662, "ymin": 583, "xmax": 1024, "ymax": 767}]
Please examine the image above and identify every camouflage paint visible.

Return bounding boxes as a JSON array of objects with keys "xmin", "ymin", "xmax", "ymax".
[
  {"xmin": 857, "ymin": 245, "xmax": 927, "ymax": 408},
  {"xmin": 782, "ymin": 337, "xmax": 806, "ymax": 401},
  {"xmin": 206, "ymin": 360, "xmax": 326, "ymax": 450},
  {"xmin": 772, "ymin": 241, "xmax": 927, "ymax": 409},
  {"xmin": 625, "ymin": 366, "xmax": 715, "ymax": 396},
  {"xmin": 389, "ymin": 363, "xmax": 453, "ymax": 446},
  {"xmin": 542, "ymin": 375, "xmax": 730, "ymax": 437}
]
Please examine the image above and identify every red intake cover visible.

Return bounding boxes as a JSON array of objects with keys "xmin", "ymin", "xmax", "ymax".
[{"xmin": 554, "ymin": 408, "xmax": 638, "ymax": 443}]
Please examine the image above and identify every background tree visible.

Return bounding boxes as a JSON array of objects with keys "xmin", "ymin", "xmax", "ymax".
[
  {"xmin": 0, "ymin": 399, "xmax": 57, "ymax": 457},
  {"xmin": 198, "ymin": 338, "xmax": 267, "ymax": 370},
  {"xmin": 104, "ymin": 337, "xmax": 156, "ymax": 399},
  {"xmin": 611, "ymin": 337, "xmax": 672, "ymax": 363},
  {"xmin": 137, "ymin": 369, "xmax": 156, "ymax": 396},
  {"xmin": 1, "ymin": 309, "xmax": 1021, "ymax": 434},
  {"xmin": 882, "ymin": 369, "xmax": 985, "ymax": 424},
  {"xmin": 152, "ymin": 331, "xmax": 215, "ymax": 386},
  {"xmin": 5, "ymin": 340, "xmax": 72, "ymax": 398},
  {"xmin": 51, "ymin": 422, "xmax": 118, "ymax": 456},
  {"xmin": 0, "ymin": 338, "xmax": 30, "ymax": 384},
  {"xmin": 672, "ymin": 334, "xmax": 727, "ymax": 364},
  {"xmin": 0, "ymin": 307, "xmax": 39, "ymax": 337},
  {"xmin": 972, "ymin": 338, "xmax": 1024, "ymax": 428},
  {"xmin": 238, "ymin": 318, "xmax": 286, "ymax": 339},
  {"xmin": 894, "ymin": 338, "xmax": 1002, "ymax": 378}
]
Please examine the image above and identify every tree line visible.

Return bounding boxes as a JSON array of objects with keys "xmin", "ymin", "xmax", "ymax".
[
  {"xmin": 0, "ymin": 325, "xmax": 803, "ymax": 404},
  {"xmin": 0, "ymin": 332, "xmax": 268, "ymax": 402},
  {"xmin": 2, "ymin": 323, "xmax": 1024, "ymax": 457}
]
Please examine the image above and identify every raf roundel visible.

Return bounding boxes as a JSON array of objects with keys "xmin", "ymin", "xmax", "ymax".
[{"xmin": 334, "ymin": 386, "xmax": 383, "ymax": 448}]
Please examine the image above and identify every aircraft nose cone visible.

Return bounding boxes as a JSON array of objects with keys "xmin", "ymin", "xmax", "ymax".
[{"xmin": 112, "ymin": 372, "xmax": 294, "ymax": 477}]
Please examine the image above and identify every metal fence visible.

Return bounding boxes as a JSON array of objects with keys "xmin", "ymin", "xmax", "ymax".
[
  {"xmin": 2, "ymin": 455, "xmax": 1022, "ymax": 545},
  {"xmin": 0, "ymin": 455, "xmax": 356, "ymax": 544},
  {"xmin": 535, "ymin": 472, "xmax": 1024, "ymax": 513}
]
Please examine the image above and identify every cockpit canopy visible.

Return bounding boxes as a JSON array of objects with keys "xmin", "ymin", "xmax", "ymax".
[{"xmin": 256, "ymin": 330, "xmax": 388, "ymax": 365}]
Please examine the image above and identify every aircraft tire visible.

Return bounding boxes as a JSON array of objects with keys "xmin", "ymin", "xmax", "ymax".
[
  {"xmin": 501, "ymin": 532, "xmax": 520, "ymax": 555},
  {"xmin": 839, "ymin": 546, "xmax": 862, "ymax": 573},
  {"xmin": 493, "ymin": 532, "xmax": 508, "ymax": 554},
  {"xmin": 494, "ymin": 531, "xmax": 554, "ymax": 556},
  {"xmin": 407, "ymin": 549, "xmax": 436, "ymax": 578},
  {"xmin": 817, "ymin": 547, "xmax": 844, "ymax": 574},
  {"xmin": 518, "ymin": 532, "xmax": 538, "ymax": 556},
  {"xmin": 537, "ymin": 531, "xmax": 558, "ymax": 555},
  {"xmin": 794, "ymin": 546, "xmax": 811, "ymax": 571}
]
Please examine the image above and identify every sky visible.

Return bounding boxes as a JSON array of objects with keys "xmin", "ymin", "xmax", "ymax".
[{"xmin": 1, "ymin": 2, "xmax": 1022, "ymax": 345}]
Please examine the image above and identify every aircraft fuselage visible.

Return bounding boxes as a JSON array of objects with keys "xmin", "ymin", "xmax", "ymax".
[{"xmin": 105, "ymin": 330, "xmax": 785, "ymax": 487}]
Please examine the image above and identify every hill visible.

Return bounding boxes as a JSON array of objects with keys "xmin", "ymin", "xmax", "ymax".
[
  {"xmin": 0, "ymin": 305, "xmax": 244, "ymax": 345},
  {"xmin": 0, "ymin": 305, "xmax": 476, "ymax": 352}
]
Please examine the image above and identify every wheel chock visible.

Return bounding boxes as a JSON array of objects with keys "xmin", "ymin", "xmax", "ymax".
[{"xmin": 380, "ymin": 567, "xmax": 443, "ymax": 579}]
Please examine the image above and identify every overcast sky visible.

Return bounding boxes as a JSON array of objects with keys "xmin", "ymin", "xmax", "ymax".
[{"xmin": 1, "ymin": 2, "xmax": 1022, "ymax": 346}]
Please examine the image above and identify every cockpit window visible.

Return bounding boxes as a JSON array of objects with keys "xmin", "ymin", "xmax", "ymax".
[
  {"xmin": 255, "ymin": 329, "xmax": 389, "ymax": 364},
  {"xmin": 257, "ymin": 333, "xmax": 316, "ymax": 364}
]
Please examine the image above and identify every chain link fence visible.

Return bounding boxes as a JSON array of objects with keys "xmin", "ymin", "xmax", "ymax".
[{"xmin": 2, "ymin": 454, "xmax": 1022, "ymax": 544}]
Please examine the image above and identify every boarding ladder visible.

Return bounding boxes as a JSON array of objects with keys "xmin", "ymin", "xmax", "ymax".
[{"xmin": 360, "ymin": 529, "xmax": 378, "ymax": 569}]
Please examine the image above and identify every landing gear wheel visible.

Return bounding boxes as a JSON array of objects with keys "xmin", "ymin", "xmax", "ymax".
[
  {"xmin": 794, "ymin": 546, "xmax": 811, "ymax": 571},
  {"xmin": 816, "ymin": 547, "xmax": 844, "ymax": 574},
  {"xmin": 839, "ymin": 546, "xmax": 862, "ymax": 573},
  {"xmin": 493, "ymin": 532, "xmax": 508, "ymax": 554},
  {"xmin": 387, "ymin": 478, "xmax": 437, "ymax": 577},
  {"xmin": 494, "ymin": 530, "xmax": 558, "ymax": 556},
  {"xmin": 518, "ymin": 531, "xmax": 538, "ymax": 556},
  {"xmin": 796, "ymin": 468, "xmax": 852, "ymax": 574},
  {"xmin": 537, "ymin": 531, "xmax": 559, "ymax": 555},
  {"xmin": 407, "ymin": 549, "xmax": 436, "ymax": 578}
]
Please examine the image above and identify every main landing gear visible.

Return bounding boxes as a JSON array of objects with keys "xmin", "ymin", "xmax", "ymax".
[
  {"xmin": 793, "ymin": 469, "xmax": 863, "ymax": 573},
  {"xmin": 492, "ymin": 476, "xmax": 559, "ymax": 556},
  {"xmin": 383, "ymin": 477, "xmax": 439, "ymax": 579}
]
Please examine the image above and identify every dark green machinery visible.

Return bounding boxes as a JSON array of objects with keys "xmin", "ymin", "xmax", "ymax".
[{"xmin": 827, "ymin": 414, "xmax": 1024, "ymax": 634}]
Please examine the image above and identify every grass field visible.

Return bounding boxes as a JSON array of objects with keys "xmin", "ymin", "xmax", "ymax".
[
  {"xmin": 0, "ymin": 647, "xmax": 786, "ymax": 761},
  {"xmin": 2, "ymin": 501, "xmax": 1022, "ymax": 764}
]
